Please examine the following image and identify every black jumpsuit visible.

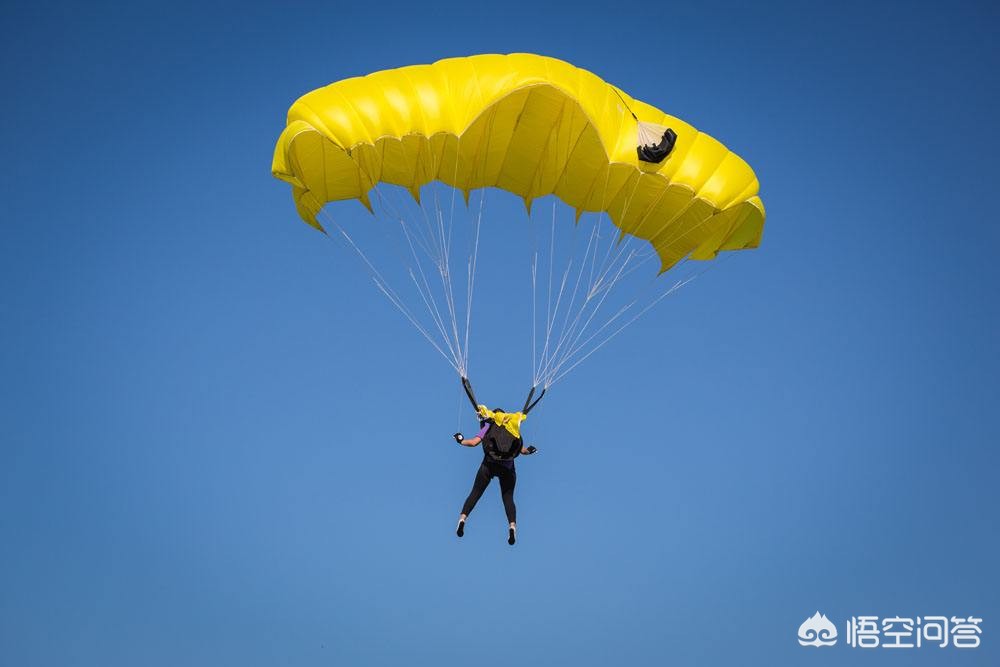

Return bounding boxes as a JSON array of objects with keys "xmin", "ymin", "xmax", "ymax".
[{"xmin": 460, "ymin": 423, "xmax": 518, "ymax": 523}]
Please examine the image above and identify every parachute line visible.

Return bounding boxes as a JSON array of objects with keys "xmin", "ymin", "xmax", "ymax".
[
  {"xmin": 530, "ymin": 170, "xmax": 649, "ymax": 388},
  {"xmin": 362, "ymin": 184, "xmax": 464, "ymax": 370},
  {"xmin": 317, "ymin": 147, "xmax": 491, "ymax": 378},
  {"xmin": 317, "ymin": 182, "xmax": 734, "ymax": 390},
  {"xmin": 318, "ymin": 208, "xmax": 463, "ymax": 374}
]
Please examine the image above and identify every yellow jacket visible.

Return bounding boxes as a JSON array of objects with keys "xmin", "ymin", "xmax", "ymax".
[{"xmin": 477, "ymin": 405, "xmax": 527, "ymax": 439}]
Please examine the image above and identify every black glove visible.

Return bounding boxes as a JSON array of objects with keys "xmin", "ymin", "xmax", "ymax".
[
  {"xmin": 525, "ymin": 445, "xmax": 538, "ymax": 455},
  {"xmin": 453, "ymin": 433, "xmax": 464, "ymax": 443}
]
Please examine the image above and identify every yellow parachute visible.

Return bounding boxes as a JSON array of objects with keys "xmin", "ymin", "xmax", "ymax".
[{"xmin": 272, "ymin": 53, "xmax": 764, "ymax": 273}]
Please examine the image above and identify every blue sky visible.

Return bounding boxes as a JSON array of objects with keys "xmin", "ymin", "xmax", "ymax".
[{"xmin": 2, "ymin": 1, "xmax": 998, "ymax": 665}]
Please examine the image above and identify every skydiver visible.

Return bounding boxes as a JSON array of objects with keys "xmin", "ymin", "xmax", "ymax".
[{"xmin": 452, "ymin": 377, "xmax": 543, "ymax": 545}]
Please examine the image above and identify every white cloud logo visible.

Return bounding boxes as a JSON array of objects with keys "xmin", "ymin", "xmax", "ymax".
[{"xmin": 798, "ymin": 611, "xmax": 838, "ymax": 647}]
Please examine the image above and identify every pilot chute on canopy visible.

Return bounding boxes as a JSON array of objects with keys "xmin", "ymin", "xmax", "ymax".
[{"xmin": 272, "ymin": 53, "xmax": 765, "ymax": 388}]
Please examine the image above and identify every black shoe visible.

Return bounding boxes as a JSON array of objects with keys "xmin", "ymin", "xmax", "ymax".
[
  {"xmin": 508, "ymin": 527, "xmax": 516, "ymax": 545},
  {"xmin": 456, "ymin": 520, "xmax": 465, "ymax": 537}
]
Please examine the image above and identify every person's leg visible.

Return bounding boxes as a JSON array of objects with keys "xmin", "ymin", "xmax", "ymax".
[
  {"xmin": 458, "ymin": 463, "xmax": 492, "ymax": 535},
  {"xmin": 496, "ymin": 465, "xmax": 517, "ymax": 544}
]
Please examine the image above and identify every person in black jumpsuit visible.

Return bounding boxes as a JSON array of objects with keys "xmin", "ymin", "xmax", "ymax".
[
  {"xmin": 453, "ymin": 378, "xmax": 543, "ymax": 545},
  {"xmin": 455, "ymin": 417, "xmax": 535, "ymax": 544}
]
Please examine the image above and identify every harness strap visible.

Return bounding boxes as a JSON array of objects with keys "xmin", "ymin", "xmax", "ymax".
[
  {"xmin": 522, "ymin": 387, "xmax": 546, "ymax": 414},
  {"xmin": 461, "ymin": 376, "xmax": 479, "ymax": 413}
]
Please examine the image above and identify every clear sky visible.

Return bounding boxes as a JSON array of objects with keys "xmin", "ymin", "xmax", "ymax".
[{"xmin": 2, "ymin": 1, "xmax": 998, "ymax": 665}]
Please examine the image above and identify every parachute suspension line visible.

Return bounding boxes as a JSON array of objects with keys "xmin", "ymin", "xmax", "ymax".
[
  {"xmin": 537, "ymin": 204, "xmax": 577, "ymax": 387},
  {"xmin": 546, "ymin": 252, "xmax": 663, "ymax": 383},
  {"xmin": 530, "ymin": 140, "xmax": 611, "ymax": 388},
  {"xmin": 543, "ymin": 204, "xmax": 556, "ymax": 368},
  {"xmin": 397, "ymin": 213, "xmax": 464, "ymax": 366},
  {"xmin": 336, "ymin": 150, "xmax": 467, "ymax": 373},
  {"xmin": 361, "ymin": 182, "xmax": 464, "ymax": 370},
  {"xmin": 462, "ymin": 105, "xmax": 498, "ymax": 378},
  {"xmin": 431, "ymin": 187, "xmax": 462, "ymax": 370},
  {"xmin": 587, "ymin": 129, "xmax": 619, "ymax": 290},
  {"xmin": 462, "ymin": 188, "xmax": 485, "ymax": 375},
  {"xmin": 591, "ymin": 174, "xmax": 643, "ymax": 295},
  {"xmin": 535, "ymin": 203, "xmax": 556, "ymax": 382},
  {"xmin": 527, "ymin": 182, "xmax": 541, "ymax": 383},
  {"xmin": 536, "ymin": 244, "xmax": 638, "ymax": 386},
  {"xmin": 574, "ymin": 174, "xmax": 642, "ymax": 311},
  {"xmin": 528, "ymin": 159, "xmax": 588, "ymax": 386},
  {"xmin": 317, "ymin": 208, "xmax": 462, "ymax": 374},
  {"xmin": 338, "ymin": 134, "xmax": 484, "ymax": 378},
  {"xmin": 549, "ymin": 213, "xmax": 601, "ymax": 375},
  {"xmin": 535, "ymin": 177, "xmax": 637, "ymax": 385},
  {"xmin": 549, "ymin": 255, "xmax": 735, "ymax": 387},
  {"xmin": 530, "ymin": 251, "xmax": 538, "ymax": 381},
  {"xmin": 376, "ymin": 185, "xmax": 452, "ymax": 342},
  {"xmin": 534, "ymin": 170, "xmax": 654, "ymax": 389},
  {"xmin": 548, "ymin": 222, "xmax": 579, "ymax": 365},
  {"xmin": 402, "ymin": 190, "xmax": 439, "ymax": 262},
  {"xmin": 548, "ymin": 277, "xmax": 690, "ymax": 386},
  {"xmin": 588, "ymin": 212, "xmax": 602, "ymax": 295},
  {"xmin": 533, "ymin": 211, "xmax": 580, "ymax": 386},
  {"xmin": 431, "ymin": 133, "xmax": 468, "ymax": 376},
  {"xmin": 376, "ymin": 174, "xmax": 486, "ymax": 379},
  {"xmin": 411, "ymin": 183, "xmax": 443, "ymax": 267},
  {"xmin": 593, "ymin": 213, "xmax": 622, "ymax": 291},
  {"xmin": 548, "ymin": 164, "xmax": 615, "ymax": 375},
  {"xmin": 590, "ymin": 236, "xmax": 635, "ymax": 297},
  {"xmin": 526, "ymin": 158, "xmax": 546, "ymax": 384}
]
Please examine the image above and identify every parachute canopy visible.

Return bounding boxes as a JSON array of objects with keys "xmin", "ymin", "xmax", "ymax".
[{"xmin": 272, "ymin": 53, "xmax": 764, "ymax": 273}]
